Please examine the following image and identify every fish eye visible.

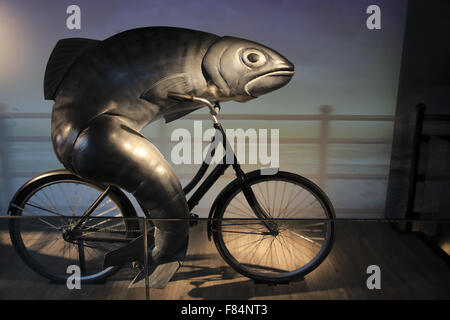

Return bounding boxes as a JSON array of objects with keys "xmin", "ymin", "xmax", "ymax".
[
  {"xmin": 242, "ymin": 49, "xmax": 267, "ymax": 68},
  {"xmin": 247, "ymin": 53, "xmax": 260, "ymax": 63}
]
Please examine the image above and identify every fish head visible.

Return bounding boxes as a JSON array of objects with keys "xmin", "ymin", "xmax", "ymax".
[{"xmin": 202, "ymin": 36, "xmax": 294, "ymax": 101}]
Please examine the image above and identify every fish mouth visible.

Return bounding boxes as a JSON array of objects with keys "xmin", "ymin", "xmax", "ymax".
[{"xmin": 244, "ymin": 68, "xmax": 295, "ymax": 97}]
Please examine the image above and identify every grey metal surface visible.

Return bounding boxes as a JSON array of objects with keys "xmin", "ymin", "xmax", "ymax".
[{"xmin": 46, "ymin": 27, "xmax": 294, "ymax": 287}]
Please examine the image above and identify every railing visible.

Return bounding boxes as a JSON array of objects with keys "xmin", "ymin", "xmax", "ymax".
[{"xmin": 0, "ymin": 106, "xmax": 395, "ymax": 216}]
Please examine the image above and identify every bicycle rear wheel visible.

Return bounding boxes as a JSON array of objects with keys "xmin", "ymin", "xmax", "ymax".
[
  {"xmin": 212, "ymin": 171, "xmax": 335, "ymax": 283},
  {"xmin": 9, "ymin": 170, "xmax": 140, "ymax": 283}
]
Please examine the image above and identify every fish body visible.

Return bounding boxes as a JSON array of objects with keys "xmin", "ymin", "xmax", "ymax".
[
  {"xmin": 49, "ymin": 27, "xmax": 217, "ymax": 163},
  {"xmin": 45, "ymin": 27, "xmax": 294, "ymax": 288},
  {"xmin": 47, "ymin": 27, "xmax": 294, "ymax": 164}
]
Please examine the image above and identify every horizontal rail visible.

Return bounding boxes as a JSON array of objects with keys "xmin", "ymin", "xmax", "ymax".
[
  {"xmin": 0, "ymin": 112, "xmax": 395, "ymax": 122},
  {"xmin": 0, "ymin": 113, "xmax": 52, "ymax": 119},
  {"xmin": 186, "ymin": 114, "xmax": 395, "ymax": 121},
  {"xmin": 177, "ymin": 173, "xmax": 388, "ymax": 180},
  {"xmin": 5, "ymin": 136, "xmax": 392, "ymax": 145},
  {"xmin": 2, "ymin": 215, "xmax": 448, "ymax": 222},
  {"xmin": 5, "ymin": 171, "xmax": 388, "ymax": 180},
  {"xmin": 0, "ymin": 109, "xmax": 395, "ymax": 217}
]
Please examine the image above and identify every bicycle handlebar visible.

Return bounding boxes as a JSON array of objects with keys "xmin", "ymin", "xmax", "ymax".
[
  {"xmin": 167, "ymin": 91, "xmax": 219, "ymax": 120},
  {"xmin": 167, "ymin": 92, "xmax": 194, "ymax": 102}
]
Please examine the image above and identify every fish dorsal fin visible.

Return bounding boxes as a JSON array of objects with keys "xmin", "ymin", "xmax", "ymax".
[{"xmin": 44, "ymin": 38, "xmax": 99, "ymax": 100}]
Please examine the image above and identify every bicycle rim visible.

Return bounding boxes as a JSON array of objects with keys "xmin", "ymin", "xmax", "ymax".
[
  {"xmin": 10, "ymin": 177, "xmax": 137, "ymax": 282},
  {"xmin": 213, "ymin": 172, "xmax": 335, "ymax": 282}
]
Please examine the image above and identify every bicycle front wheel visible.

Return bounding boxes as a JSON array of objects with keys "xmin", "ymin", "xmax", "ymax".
[
  {"xmin": 212, "ymin": 171, "xmax": 335, "ymax": 283},
  {"xmin": 9, "ymin": 170, "xmax": 140, "ymax": 283}
]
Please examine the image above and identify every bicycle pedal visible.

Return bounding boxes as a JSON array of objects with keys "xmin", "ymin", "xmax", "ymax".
[
  {"xmin": 189, "ymin": 213, "xmax": 199, "ymax": 227},
  {"xmin": 131, "ymin": 261, "xmax": 143, "ymax": 270}
]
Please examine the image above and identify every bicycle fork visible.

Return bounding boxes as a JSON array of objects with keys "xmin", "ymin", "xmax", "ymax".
[
  {"xmin": 215, "ymin": 122, "xmax": 278, "ymax": 235},
  {"xmin": 233, "ymin": 166, "xmax": 279, "ymax": 235}
]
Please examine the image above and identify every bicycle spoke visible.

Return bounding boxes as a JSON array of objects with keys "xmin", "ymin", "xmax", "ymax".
[
  {"xmin": 223, "ymin": 209, "xmax": 254, "ymax": 218},
  {"xmin": 255, "ymin": 183, "xmax": 270, "ymax": 214},
  {"xmin": 285, "ymin": 190, "xmax": 312, "ymax": 218},
  {"xmin": 13, "ymin": 179, "xmax": 134, "ymax": 282},
  {"xmin": 277, "ymin": 233, "xmax": 312, "ymax": 264},
  {"xmin": 47, "ymin": 185, "xmax": 63, "ymax": 215},
  {"xmin": 271, "ymin": 181, "xmax": 278, "ymax": 217},
  {"xmin": 281, "ymin": 229, "xmax": 322, "ymax": 248},
  {"xmin": 60, "ymin": 183, "xmax": 75, "ymax": 216},
  {"xmin": 26, "ymin": 202, "xmax": 65, "ymax": 217},
  {"xmin": 278, "ymin": 184, "xmax": 303, "ymax": 218},
  {"xmin": 93, "ymin": 205, "xmax": 120, "ymax": 218},
  {"xmin": 74, "ymin": 185, "xmax": 88, "ymax": 216},
  {"xmin": 218, "ymin": 229, "xmax": 266, "ymax": 235},
  {"xmin": 220, "ymin": 222, "xmax": 264, "ymax": 227},
  {"xmin": 246, "ymin": 236, "xmax": 268, "ymax": 265},
  {"xmin": 220, "ymin": 223, "xmax": 265, "ymax": 233},
  {"xmin": 218, "ymin": 176, "xmax": 334, "ymax": 279},
  {"xmin": 232, "ymin": 195, "xmax": 254, "ymax": 216},
  {"xmin": 265, "ymin": 180, "xmax": 271, "ymax": 213},
  {"xmin": 14, "ymin": 205, "xmax": 60, "ymax": 229},
  {"xmin": 224, "ymin": 232, "xmax": 262, "ymax": 246},
  {"xmin": 276, "ymin": 182, "xmax": 288, "ymax": 218}
]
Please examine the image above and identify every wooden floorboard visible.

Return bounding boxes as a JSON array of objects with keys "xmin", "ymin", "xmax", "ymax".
[{"xmin": 0, "ymin": 220, "xmax": 448, "ymax": 300}]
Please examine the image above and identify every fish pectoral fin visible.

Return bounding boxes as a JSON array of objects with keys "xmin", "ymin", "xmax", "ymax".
[
  {"xmin": 140, "ymin": 73, "xmax": 193, "ymax": 105},
  {"xmin": 163, "ymin": 108, "xmax": 202, "ymax": 123}
]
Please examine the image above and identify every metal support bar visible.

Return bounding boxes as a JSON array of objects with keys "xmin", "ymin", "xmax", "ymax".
[
  {"xmin": 405, "ymin": 104, "xmax": 426, "ymax": 231},
  {"xmin": 0, "ymin": 104, "xmax": 11, "ymax": 215},
  {"xmin": 318, "ymin": 105, "xmax": 332, "ymax": 189},
  {"xmin": 144, "ymin": 218, "xmax": 150, "ymax": 300}
]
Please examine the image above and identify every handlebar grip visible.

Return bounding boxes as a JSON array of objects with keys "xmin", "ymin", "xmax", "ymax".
[{"xmin": 167, "ymin": 91, "xmax": 194, "ymax": 102}]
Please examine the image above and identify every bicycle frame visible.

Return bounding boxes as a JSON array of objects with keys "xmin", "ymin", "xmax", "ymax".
[
  {"xmin": 183, "ymin": 124, "xmax": 230, "ymax": 212},
  {"xmin": 69, "ymin": 99, "xmax": 277, "ymax": 239},
  {"xmin": 183, "ymin": 114, "xmax": 277, "ymax": 233}
]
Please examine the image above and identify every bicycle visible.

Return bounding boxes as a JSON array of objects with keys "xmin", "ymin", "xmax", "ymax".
[{"xmin": 8, "ymin": 93, "xmax": 335, "ymax": 285}]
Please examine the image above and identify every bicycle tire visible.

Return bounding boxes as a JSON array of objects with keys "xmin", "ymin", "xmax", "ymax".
[
  {"xmin": 211, "ymin": 170, "xmax": 335, "ymax": 283},
  {"xmin": 9, "ymin": 170, "xmax": 140, "ymax": 283}
]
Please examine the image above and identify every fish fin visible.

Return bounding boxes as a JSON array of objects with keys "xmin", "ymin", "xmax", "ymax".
[
  {"xmin": 140, "ymin": 73, "xmax": 193, "ymax": 105},
  {"xmin": 163, "ymin": 108, "xmax": 202, "ymax": 123},
  {"xmin": 44, "ymin": 38, "xmax": 99, "ymax": 100},
  {"xmin": 128, "ymin": 261, "xmax": 182, "ymax": 289},
  {"xmin": 128, "ymin": 235, "xmax": 188, "ymax": 289},
  {"xmin": 103, "ymin": 233, "xmax": 147, "ymax": 268}
]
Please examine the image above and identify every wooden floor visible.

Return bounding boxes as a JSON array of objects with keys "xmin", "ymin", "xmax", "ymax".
[{"xmin": 0, "ymin": 220, "xmax": 448, "ymax": 300}]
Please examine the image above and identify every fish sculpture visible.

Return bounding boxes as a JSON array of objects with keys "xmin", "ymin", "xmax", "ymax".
[{"xmin": 45, "ymin": 26, "xmax": 294, "ymax": 288}]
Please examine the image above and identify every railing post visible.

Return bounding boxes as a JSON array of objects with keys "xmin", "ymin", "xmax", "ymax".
[
  {"xmin": 0, "ymin": 104, "xmax": 11, "ymax": 215},
  {"xmin": 318, "ymin": 105, "xmax": 332, "ymax": 189}
]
